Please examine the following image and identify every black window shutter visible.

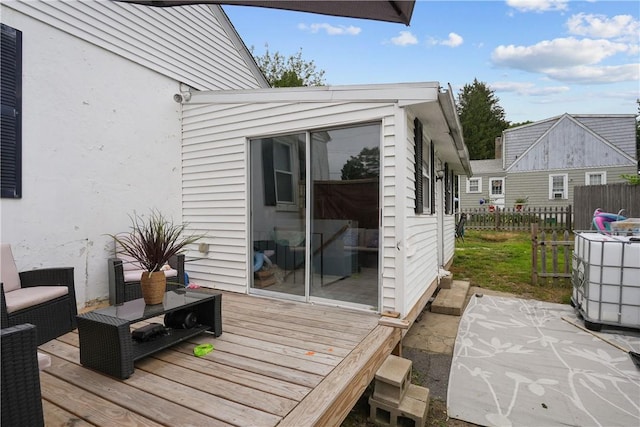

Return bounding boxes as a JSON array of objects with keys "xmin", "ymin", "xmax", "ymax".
[
  {"xmin": 444, "ymin": 163, "xmax": 451, "ymax": 214},
  {"xmin": 261, "ymin": 138, "xmax": 276, "ymax": 206},
  {"xmin": 1, "ymin": 23, "xmax": 22, "ymax": 199},
  {"xmin": 430, "ymin": 142, "xmax": 435, "ymax": 214},
  {"xmin": 414, "ymin": 118, "xmax": 423, "ymax": 214}
]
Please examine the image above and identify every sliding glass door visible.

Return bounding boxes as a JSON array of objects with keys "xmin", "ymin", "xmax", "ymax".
[
  {"xmin": 250, "ymin": 123, "xmax": 380, "ymax": 309},
  {"xmin": 309, "ymin": 125, "xmax": 380, "ymax": 307},
  {"xmin": 250, "ymin": 134, "xmax": 306, "ymax": 298}
]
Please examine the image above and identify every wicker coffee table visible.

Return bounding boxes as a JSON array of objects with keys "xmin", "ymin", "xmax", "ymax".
[{"xmin": 77, "ymin": 289, "xmax": 221, "ymax": 379}]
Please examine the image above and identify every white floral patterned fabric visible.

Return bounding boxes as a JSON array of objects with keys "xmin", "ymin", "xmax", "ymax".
[{"xmin": 448, "ymin": 295, "xmax": 640, "ymax": 427}]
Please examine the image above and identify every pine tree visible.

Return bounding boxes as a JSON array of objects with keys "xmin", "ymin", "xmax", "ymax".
[{"xmin": 456, "ymin": 79, "xmax": 509, "ymax": 160}]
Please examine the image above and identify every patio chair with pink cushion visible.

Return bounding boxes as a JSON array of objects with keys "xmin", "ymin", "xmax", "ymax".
[
  {"xmin": 0, "ymin": 243, "xmax": 77, "ymax": 346},
  {"xmin": 108, "ymin": 251, "xmax": 185, "ymax": 305}
]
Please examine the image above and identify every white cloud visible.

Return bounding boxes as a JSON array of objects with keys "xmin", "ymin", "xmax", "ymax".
[
  {"xmin": 542, "ymin": 63, "xmax": 640, "ymax": 84},
  {"xmin": 566, "ymin": 13, "xmax": 640, "ymax": 42},
  {"xmin": 506, "ymin": 0, "xmax": 569, "ymax": 12},
  {"xmin": 441, "ymin": 32, "xmax": 464, "ymax": 47},
  {"xmin": 490, "ymin": 81, "xmax": 570, "ymax": 96},
  {"xmin": 492, "ymin": 37, "xmax": 630, "ymax": 69},
  {"xmin": 491, "ymin": 37, "xmax": 638, "ymax": 84},
  {"xmin": 426, "ymin": 32, "xmax": 464, "ymax": 47},
  {"xmin": 297, "ymin": 23, "xmax": 361, "ymax": 36},
  {"xmin": 390, "ymin": 31, "xmax": 418, "ymax": 46}
]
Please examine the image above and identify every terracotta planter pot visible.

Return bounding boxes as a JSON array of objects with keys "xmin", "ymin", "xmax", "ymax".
[{"xmin": 140, "ymin": 271, "xmax": 166, "ymax": 305}]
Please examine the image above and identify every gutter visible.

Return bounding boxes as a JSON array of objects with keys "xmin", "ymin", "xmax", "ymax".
[{"xmin": 437, "ymin": 84, "xmax": 472, "ymax": 176}]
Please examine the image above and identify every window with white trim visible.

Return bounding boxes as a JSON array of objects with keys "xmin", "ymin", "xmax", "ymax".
[
  {"xmin": 585, "ymin": 171, "xmax": 606, "ymax": 185},
  {"xmin": 422, "ymin": 159, "xmax": 431, "ymax": 213},
  {"xmin": 466, "ymin": 177, "xmax": 482, "ymax": 193},
  {"xmin": 273, "ymin": 141, "xmax": 295, "ymax": 204},
  {"xmin": 549, "ymin": 174, "xmax": 568, "ymax": 199}
]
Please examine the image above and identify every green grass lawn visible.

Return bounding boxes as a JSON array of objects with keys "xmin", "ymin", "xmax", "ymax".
[{"xmin": 450, "ymin": 229, "xmax": 573, "ymax": 304}]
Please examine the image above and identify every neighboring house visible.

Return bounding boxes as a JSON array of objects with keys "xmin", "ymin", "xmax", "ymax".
[
  {"xmin": 1, "ymin": 0, "xmax": 471, "ymax": 319},
  {"xmin": 459, "ymin": 113, "xmax": 638, "ymax": 211}
]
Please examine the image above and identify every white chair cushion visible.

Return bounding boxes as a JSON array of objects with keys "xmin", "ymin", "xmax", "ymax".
[
  {"xmin": 123, "ymin": 268, "xmax": 178, "ymax": 283},
  {"xmin": 0, "ymin": 243, "xmax": 21, "ymax": 292},
  {"xmin": 3, "ymin": 286, "xmax": 69, "ymax": 314},
  {"xmin": 37, "ymin": 352, "xmax": 52, "ymax": 370}
]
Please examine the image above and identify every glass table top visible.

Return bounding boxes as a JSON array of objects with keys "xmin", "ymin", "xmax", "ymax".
[{"xmin": 92, "ymin": 289, "xmax": 218, "ymax": 322}]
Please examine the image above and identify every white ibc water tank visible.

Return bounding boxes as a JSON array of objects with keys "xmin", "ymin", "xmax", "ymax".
[{"xmin": 572, "ymin": 233, "xmax": 640, "ymax": 329}]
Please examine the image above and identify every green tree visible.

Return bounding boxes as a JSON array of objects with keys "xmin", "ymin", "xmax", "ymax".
[
  {"xmin": 509, "ymin": 121, "xmax": 533, "ymax": 128},
  {"xmin": 341, "ymin": 147, "xmax": 379, "ymax": 180},
  {"xmin": 252, "ymin": 44, "xmax": 325, "ymax": 87},
  {"xmin": 456, "ymin": 79, "xmax": 509, "ymax": 160}
]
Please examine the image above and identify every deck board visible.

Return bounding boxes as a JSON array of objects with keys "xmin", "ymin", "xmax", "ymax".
[{"xmin": 38, "ymin": 290, "xmax": 401, "ymax": 426}]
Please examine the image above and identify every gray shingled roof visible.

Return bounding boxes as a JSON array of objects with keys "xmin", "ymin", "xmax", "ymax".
[{"xmin": 469, "ymin": 159, "xmax": 503, "ymax": 174}]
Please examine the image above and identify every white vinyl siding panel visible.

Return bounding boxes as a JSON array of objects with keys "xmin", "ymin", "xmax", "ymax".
[
  {"xmin": 442, "ymin": 215, "xmax": 456, "ymax": 266},
  {"xmin": 403, "ymin": 115, "xmax": 439, "ymax": 315},
  {"xmin": 182, "ymin": 101, "xmax": 397, "ymax": 296},
  {"xmin": 381, "ymin": 113, "xmax": 399, "ymax": 313},
  {"xmin": 404, "ymin": 217, "xmax": 438, "ymax": 314},
  {"xmin": 4, "ymin": 0, "xmax": 263, "ymax": 90}
]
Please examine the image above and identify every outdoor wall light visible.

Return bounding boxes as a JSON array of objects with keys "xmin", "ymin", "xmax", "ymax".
[
  {"xmin": 173, "ymin": 91, "xmax": 192, "ymax": 103},
  {"xmin": 435, "ymin": 170, "xmax": 445, "ymax": 181}
]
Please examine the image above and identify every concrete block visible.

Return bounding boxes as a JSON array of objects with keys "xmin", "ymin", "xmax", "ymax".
[
  {"xmin": 431, "ymin": 280, "xmax": 470, "ymax": 316},
  {"xmin": 373, "ymin": 355, "xmax": 412, "ymax": 407},
  {"xmin": 440, "ymin": 272, "xmax": 453, "ymax": 289},
  {"xmin": 405, "ymin": 383, "xmax": 430, "ymax": 403},
  {"xmin": 368, "ymin": 385, "xmax": 429, "ymax": 427}
]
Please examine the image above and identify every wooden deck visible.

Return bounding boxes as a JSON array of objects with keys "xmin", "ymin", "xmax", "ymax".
[{"xmin": 38, "ymin": 290, "xmax": 402, "ymax": 426}]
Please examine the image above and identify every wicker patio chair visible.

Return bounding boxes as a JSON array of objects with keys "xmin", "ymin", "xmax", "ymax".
[
  {"xmin": 108, "ymin": 254, "xmax": 185, "ymax": 304},
  {"xmin": 1, "ymin": 244, "xmax": 77, "ymax": 345},
  {"xmin": 1, "ymin": 323, "xmax": 45, "ymax": 427}
]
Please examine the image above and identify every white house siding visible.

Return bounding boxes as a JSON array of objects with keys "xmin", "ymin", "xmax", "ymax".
[
  {"xmin": 402, "ymin": 115, "xmax": 439, "ymax": 316},
  {"xmin": 181, "ymin": 101, "xmax": 401, "ymax": 305},
  {"xmin": 0, "ymin": 7, "xmax": 183, "ymax": 306},
  {"xmin": 382, "ymin": 110, "xmax": 401, "ymax": 313},
  {"xmin": 3, "ymin": 0, "xmax": 265, "ymax": 91},
  {"xmin": 442, "ymin": 215, "xmax": 455, "ymax": 266},
  {"xmin": 574, "ymin": 115, "xmax": 637, "ymax": 159}
]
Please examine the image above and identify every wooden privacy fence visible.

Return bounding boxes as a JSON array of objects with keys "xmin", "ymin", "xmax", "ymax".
[
  {"xmin": 531, "ymin": 223, "xmax": 573, "ymax": 285},
  {"xmin": 573, "ymin": 183, "xmax": 640, "ymax": 230},
  {"xmin": 461, "ymin": 206, "xmax": 572, "ymax": 232}
]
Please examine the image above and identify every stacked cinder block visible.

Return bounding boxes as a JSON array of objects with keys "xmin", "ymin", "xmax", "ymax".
[
  {"xmin": 368, "ymin": 355, "xmax": 430, "ymax": 427},
  {"xmin": 439, "ymin": 271, "xmax": 453, "ymax": 289}
]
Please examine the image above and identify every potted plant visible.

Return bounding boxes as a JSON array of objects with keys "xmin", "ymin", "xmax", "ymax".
[
  {"xmin": 514, "ymin": 196, "xmax": 529, "ymax": 212},
  {"xmin": 110, "ymin": 209, "xmax": 205, "ymax": 304}
]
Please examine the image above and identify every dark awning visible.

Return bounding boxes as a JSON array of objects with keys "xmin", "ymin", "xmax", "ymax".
[{"xmin": 115, "ymin": 0, "xmax": 415, "ymax": 25}]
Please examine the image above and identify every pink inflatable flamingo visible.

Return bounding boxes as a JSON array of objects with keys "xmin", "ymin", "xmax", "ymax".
[{"xmin": 592, "ymin": 208, "xmax": 626, "ymax": 233}]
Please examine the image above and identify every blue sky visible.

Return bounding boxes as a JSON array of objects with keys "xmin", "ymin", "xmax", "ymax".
[{"xmin": 222, "ymin": 0, "xmax": 639, "ymax": 123}]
